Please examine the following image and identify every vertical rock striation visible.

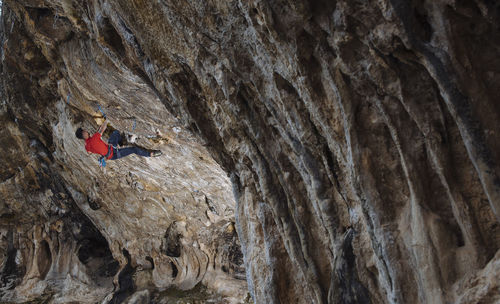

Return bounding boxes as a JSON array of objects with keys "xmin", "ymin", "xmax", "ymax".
[{"xmin": 1, "ymin": 0, "xmax": 499, "ymax": 303}]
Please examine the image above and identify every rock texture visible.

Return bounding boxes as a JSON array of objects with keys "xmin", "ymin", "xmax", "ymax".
[
  {"xmin": 0, "ymin": 1, "xmax": 247, "ymax": 303},
  {"xmin": 1, "ymin": 0, "xmax": 500, "ymax": 303}
]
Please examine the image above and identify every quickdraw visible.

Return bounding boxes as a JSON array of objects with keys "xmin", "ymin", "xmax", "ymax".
[
  {"xmin": 97, "ymin": 104, "xmax": 107, "ymax": 119},
  {"xmin": 98, "ymin": 156, "xmax": 106, "ymax": 168}
]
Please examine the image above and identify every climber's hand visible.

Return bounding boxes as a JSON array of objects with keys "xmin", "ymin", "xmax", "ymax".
[{"xmin": 98, "ymin": 119, "xmax": 108, "ymax": 134}]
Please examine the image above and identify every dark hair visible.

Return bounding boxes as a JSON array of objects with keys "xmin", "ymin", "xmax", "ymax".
[{"xmin": 75, "ymin": 127, "xmax": 84, "ymax": 139}]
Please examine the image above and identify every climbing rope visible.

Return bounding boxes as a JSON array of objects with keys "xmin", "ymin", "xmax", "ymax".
[{"xmin": 97, "ymin": 104, "xmax": 107, "ymax": 119}]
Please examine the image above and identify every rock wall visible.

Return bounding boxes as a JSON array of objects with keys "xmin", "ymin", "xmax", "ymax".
[
  {"xmin": 1, "ymin": 0, "xmax": 499, "ymax": 303},
  {"xmin": 0, "ymin": 0, "xmax": 247, "ymax": 303}
]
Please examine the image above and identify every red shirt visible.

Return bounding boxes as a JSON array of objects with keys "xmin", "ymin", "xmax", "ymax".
[{"xmin": 85, "ymin": 132, "xmax": 113, "ymax": 159}]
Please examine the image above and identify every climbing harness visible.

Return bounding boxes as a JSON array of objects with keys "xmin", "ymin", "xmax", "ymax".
[{"xmin": 98, "ymin": 143, "xmax": 115, "ymax": 168}]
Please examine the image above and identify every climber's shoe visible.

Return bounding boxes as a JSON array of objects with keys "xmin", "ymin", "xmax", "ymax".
[
  {"xmin": 128, "ymin": 134, "xmax": 137, "ymax": 144},
  {"xmin": 151, "ymin": 150, "xmax": 162, "ymax": 157}
]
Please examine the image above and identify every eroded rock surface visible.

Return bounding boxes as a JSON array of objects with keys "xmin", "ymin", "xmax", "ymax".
[
  {"xmin": 0, "ymin": 1, "xmax": 247, "ymax": 303},
  {"xmin": 1, "ymin": 0, "xmax": 499, "ymax": 303}
]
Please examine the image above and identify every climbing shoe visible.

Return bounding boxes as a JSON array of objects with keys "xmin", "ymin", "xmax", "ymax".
[{"xmin": 151, "ymin": 150, "xmax": 162, "ymax": 157}]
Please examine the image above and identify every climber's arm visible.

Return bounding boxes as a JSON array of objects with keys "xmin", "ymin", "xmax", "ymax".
[{"xmin": 97, "ymin": 119, "xmax": 108, "ymax": 134}]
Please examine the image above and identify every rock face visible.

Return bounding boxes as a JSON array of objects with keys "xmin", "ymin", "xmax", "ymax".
[
  {"xmin": 1, "ymin": 0, "xmax": 499, "ymax": 303},
  {"xmin": 0, "ymin": 1, "xmax": 247, "ymax": 303}
]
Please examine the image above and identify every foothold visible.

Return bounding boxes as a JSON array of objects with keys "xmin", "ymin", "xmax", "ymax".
[
  {"xmin": 145, "ymin": 256, "xmax": 155, "ymax": 269},
  {"xmin": 50, "ymin": 220, "xmax": 64, "ymax": 233},
  {"xmin": 205, "ymin": 196, "xmax": 218, "ymax": 215},
  {"xmin": 87, "ymin": 197, "xmax": 102, "ymax": 210},
  {"xmin": 226, "ymin": 222, "xmax": 235, "ymax": 234},
  {"xmin": 161, "ymin": 222, "xmax": 182, "ymax": 258},
  {"xmin": 170, "ymin": 261, "xmax": 178, "ymax": 278}
]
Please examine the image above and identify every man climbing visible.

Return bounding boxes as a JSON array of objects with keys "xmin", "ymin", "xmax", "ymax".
[{"xmin": 75, "ymin": 119, "xmax": 162, "ymax": 165}]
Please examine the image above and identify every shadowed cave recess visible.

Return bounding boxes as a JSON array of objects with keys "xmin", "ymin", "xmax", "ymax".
[{"xmin": 0, "ymin": 0, "xmax": 499, "ymax": 303}]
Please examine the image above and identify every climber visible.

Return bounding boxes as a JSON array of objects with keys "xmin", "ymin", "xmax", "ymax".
[{"xmin": 75, "ymin": 119, "xmax": 162, "ymax": 164}]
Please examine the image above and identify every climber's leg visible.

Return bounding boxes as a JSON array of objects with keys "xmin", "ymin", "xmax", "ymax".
[
  {"xmin": 108, "ymin": 130, "xmax": 121, "ymax": 147},
  {"xmin": 111, "ymin": 147, "xmax": 150, "ymax": 160}
]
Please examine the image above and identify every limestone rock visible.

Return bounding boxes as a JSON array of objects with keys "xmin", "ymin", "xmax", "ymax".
[{"xmin": 1, "ymin": 0, "xmax": 499, "ymax": 304}]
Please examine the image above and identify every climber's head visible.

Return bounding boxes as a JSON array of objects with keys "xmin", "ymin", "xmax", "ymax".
[{"xmin": 75, "ymin": 127, "xmax": 89, "ymax": 140}]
